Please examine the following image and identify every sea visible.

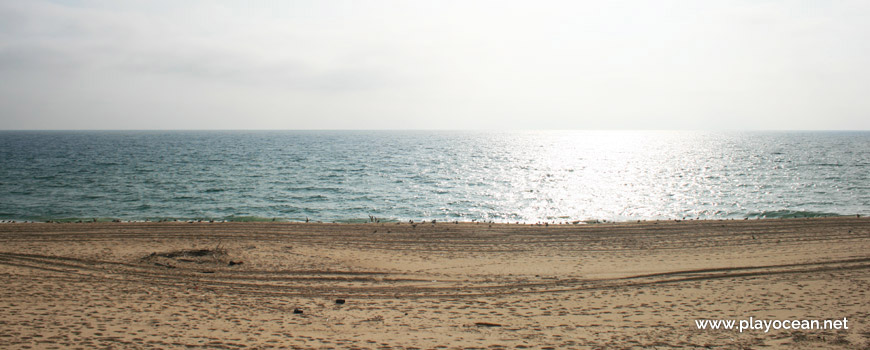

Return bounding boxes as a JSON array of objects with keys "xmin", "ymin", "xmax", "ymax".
[{"xmin": 0, "ymin": 130, "xmax": 867, "ymax": 223}]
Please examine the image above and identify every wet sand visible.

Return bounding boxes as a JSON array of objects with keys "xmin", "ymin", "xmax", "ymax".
[{"xmin": 1, "ymin": 217, "xmax": 868, "ymax": 349}]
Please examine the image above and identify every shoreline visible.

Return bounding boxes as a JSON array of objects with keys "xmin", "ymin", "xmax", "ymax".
[
  {"xmin": 0, "ymin": 212, "xmax": 862, "ymax": 225},
  {"xmin": 1, "ymin": 217, "xmax": 868, "ymax": 348}
]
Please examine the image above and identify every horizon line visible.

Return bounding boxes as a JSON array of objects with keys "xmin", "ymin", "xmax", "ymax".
[{"xmin": 1, "ymin": 128, "xmax": 869, "ymax": 132}]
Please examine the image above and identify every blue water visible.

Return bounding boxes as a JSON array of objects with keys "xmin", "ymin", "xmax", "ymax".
[{"xmin": 0, "ymin": 130, "xmax": 867, "ymax": 222}]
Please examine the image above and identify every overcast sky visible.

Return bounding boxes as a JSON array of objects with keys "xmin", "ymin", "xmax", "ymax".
[{"xmin": 1, "ymin": 0, "xmax": 868, "ymax": 130}]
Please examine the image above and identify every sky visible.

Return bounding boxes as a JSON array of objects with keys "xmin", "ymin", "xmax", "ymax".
[{"xmin": 0, "ymin": 0, "xmax": 868, "ymax": 130}]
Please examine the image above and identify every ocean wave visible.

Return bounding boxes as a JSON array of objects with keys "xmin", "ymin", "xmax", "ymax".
[
  {"xmin": 333, "ymin": 217, "xmax": 399, "ymax": 223},
  {"xmin": 221, "ymin": 215, "xmax": 284, "ymax": 222},
  {"xmin": 37, "ymin": 217, "xmax": 118, "ymax": 223},
  {"xmin": 744, "ymin": 210, "xmax": 844, "ymax": 219}
]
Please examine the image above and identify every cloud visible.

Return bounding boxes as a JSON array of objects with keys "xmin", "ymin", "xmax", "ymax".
[
  {"xmin": 1, "ymin": 1, "xmax": 411, "ymax": 92},
  {"xmin": 1, "ymin": 0, "xmax": 869, "ymax": 130}
]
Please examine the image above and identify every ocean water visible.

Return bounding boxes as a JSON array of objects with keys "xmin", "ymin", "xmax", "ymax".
[{"xmin": 0, "ymin": 130, "xmax": 867, "ymax": 223}]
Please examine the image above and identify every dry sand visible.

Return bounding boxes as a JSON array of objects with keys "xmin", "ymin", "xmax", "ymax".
[{"xmin": 1, "ymin": 217, "xmax": 868, "ymax": 349}]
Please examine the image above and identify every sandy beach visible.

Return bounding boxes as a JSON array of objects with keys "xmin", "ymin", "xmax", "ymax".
[{"xmin": 1, "ymin": 217, "xmax": 868, "ymax": 349}]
